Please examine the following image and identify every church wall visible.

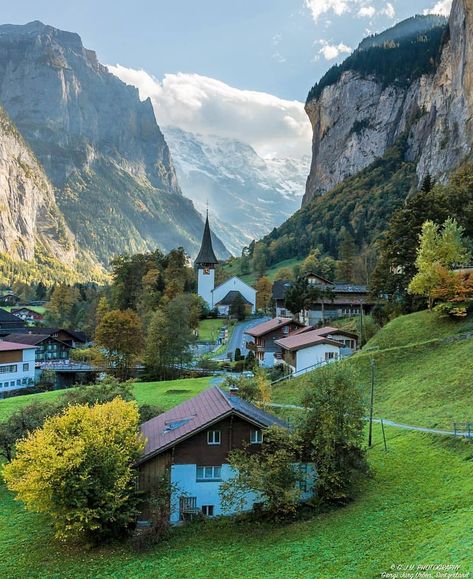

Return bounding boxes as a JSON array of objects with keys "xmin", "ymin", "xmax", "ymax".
[
  {"xmin": 198, "ymin": 268, "xmax": 215, "ymax": 309},
  {"xmin": 212, "ymin": 277, "xmax": 256, "ymax": 314}
]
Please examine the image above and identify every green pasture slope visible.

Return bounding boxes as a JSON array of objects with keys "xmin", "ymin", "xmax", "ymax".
[
  {"xmin": 1, "ymin": 426, "xmax": 472, "ymax": 578},
  {"xmin": 274, "ymin": 310, "xmax": 473, "ymax": 430},
  {"xmin": 0, "ymin": 377, "xmax": 213, "ymax": 422},
  {"xmin": 1, "ymin": 310, "xmax": 473, "ymax": 576}
]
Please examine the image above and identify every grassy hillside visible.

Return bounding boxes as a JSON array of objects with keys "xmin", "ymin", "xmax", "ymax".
[
  {"xmin": 1, "ymin": 427, "xmax": 472, "ymax": 578},
  {"xmin": 274, "ymin": 310, "xmax": 473, "ymax": 429},
  {"xmin": 1, "ymin": 313, "xmax": 472, "ymax": 577},
  {"xmin": 0, "ymin": 377, "xmax": 212, "ymax": 422},
  {"xmin": 223, "ymin": 257, "xmax": 303, "ymax": 285}
]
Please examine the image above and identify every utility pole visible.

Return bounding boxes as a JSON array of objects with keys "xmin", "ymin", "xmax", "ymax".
[{"xmin": 368, "ymin": 357, "xmax": 375, "ymax": 447}]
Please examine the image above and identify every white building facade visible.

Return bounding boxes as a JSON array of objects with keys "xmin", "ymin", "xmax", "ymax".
[
  {"xmin": 0, "ymin": 342, "xmax": 36, "ymax": 393},
  {"xmin": 195, "ymin": 214, "xmax": 256, "ymax": 314}
]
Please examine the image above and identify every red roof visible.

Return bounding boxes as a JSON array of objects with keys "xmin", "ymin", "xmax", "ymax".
[
  {"xmin": 0, "ymin": 341, "xmax": 36, "ymax": 351},
  {"xmin": 275, "ymin": 330, "xmax": 343, "ymax": 352},
  {"xmin": 138, "ymin": 386, "xmax": 286, "ymax": 464},
  {"xmin": 245, "ymin": 317, "xmax": 302, "ymax": 338},
  {"xmin": 309, "ymin": 326, "xmax": 358, "ymax": 340}
]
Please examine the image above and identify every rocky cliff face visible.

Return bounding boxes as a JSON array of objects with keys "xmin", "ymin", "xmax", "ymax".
[
  {"xmin": 303, "ymin": 1, "xmax": 473, "ymax": 205},
  {"xmin": 0, "ymin": 105, "xmax": 75, "ymax": 263},
  {"xmin": 0, "ymin": 21, "xmax": 227, "ymax": 264}
]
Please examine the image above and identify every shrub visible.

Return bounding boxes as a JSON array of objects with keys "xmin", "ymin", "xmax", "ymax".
[{"xmin": 3, "ymin": 398, "xmax": 145, "ymax": 543}]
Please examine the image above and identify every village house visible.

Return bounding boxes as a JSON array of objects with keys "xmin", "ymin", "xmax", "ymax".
[
  {"xmin": 275, "ymin": 329, "xmax": 344, "ymax": 375},
  {"xmin": 137, "ymin": 386, "xmax": 314, "ymax": 523},
  {"xmin": 195, "ymin": 214, "xmax": 256, "ymax": 315},
  {"xmin": 3, "ymin": 333, "xmax": 72, "ymax": 363},
  {"xmin": 0, "ymin": 308, "xmax": 28, "ymax": 337},
  {"xmin": 272, "ymin": 273, "xmax": 375, "ymax": 325},
  {"xmin": 10, "ymin": 306, "xmax": 45, "ymax": 323},
  {"xmin": 245, "ymin": 317, "xmax": 305, "ymax": 367},
  {"xmin": 0, "ymin": 341, "xmax": 36, "ymax": 393}
]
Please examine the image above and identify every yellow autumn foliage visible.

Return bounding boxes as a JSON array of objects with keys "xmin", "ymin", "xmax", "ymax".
[{"xmin": 2, "ymin": 398, "xmax": 145, "ymax": 542}]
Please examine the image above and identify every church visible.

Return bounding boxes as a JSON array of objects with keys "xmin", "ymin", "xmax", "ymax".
[{"xmin": 195, "ymin": 214, "xmax": 257, "ymax": 315}]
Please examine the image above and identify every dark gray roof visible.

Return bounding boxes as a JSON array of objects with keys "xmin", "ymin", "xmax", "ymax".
[
  {"xmin": 272, "ymin": 280, "xmax": 293, "ymax": 300},
  {"xmin": 194, "ymin": 214, "xmax": 218, "ymax": 267},
  {"xmin": 0, "ymin": 308, "xmax": 27, "ymax": 326},
  {"xmin": 220, "ymin": 388, "xmax": 288, "ymax": 428},
  {"xmin": 215, "ymin": 290, "xmax": 252, "ymax": 306}
]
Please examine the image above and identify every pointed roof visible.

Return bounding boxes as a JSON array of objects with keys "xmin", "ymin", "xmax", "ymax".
[
  {"xmin": 138, "ymin": 386, "xmax": 287, "ymax": 464},
  {"xmin": 195, "ymin": 213, "xmax": 218, "ymax": 267}
]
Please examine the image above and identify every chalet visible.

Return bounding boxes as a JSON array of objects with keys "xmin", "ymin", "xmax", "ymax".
[
  {"xmin": 25, "ymin": 327, "xmax": 88, "ymax": 348},
  {"xmin": 10, "ymin": 306, "xmax": 45, "ymax": 323},
  {"xmin": 272, "ymin": 280, "xmax": 293, "ymax": 318},
  {"xmin": 275, "ymin": 329, "xmax": 343, "ymax": 375},
  {"xmin": 3, "ymin": 333, "xmax": 72, "ymax": 363},
  {"xmin": 0, "ymin": 341, "xmax": 36, "ymax": 392},
  {"xmin": 272, "ymin": 274, "xmax": 375, "ymax": 325},
  {"xmin": 0, "ymin": 308, "xmax": 28, "ymax": 337},
  {"xmin": 0, "ymin": 291, "xmax": 19, "ymax": 306},
  {"xmin": 245, "ymin": 317, "xmax": 305, "ymax": 367},
  {"xmin": 137, "ymin": 386, "xmax": 315, "ymax": 522}
]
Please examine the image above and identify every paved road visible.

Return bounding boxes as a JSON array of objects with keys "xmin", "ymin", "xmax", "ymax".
[
  {"xmin": 214, "ymin": 317, "xmax": 270, "ymax": 360},
  {"xmin": 267, "ymin": 403, "xmax": 473, "ymax": 438}
]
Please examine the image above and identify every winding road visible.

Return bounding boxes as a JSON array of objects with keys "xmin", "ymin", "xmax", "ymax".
[{"xmin": 214, "ymin": 316, "xmax": 270, "ymax": 360}]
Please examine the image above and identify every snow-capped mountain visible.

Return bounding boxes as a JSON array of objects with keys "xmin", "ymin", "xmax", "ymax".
[{"xmin": 164, "ymin": 127, "xmax": 310, "ymax": 255}]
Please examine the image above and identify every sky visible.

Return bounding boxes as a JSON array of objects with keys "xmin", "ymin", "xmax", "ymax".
[{"xmin": 2, "ymin": 0, "xmax": 451, "ymax": 157}]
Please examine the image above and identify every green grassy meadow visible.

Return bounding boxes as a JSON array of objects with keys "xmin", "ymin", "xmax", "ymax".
[
  {"xmin": 197, "ymin": 319, "xmax": 225, "ymax": 342},
  {"xmin": 223, "ymin": 257, "xmax": 303, "ymax": 285},
  {"xmin": 1, "ymin": 310, "xmax": 473, "ymax": 577},
  {"xmin": 1, "ymin": 426, "xmax": 472, "ymax": 578},
  {"xmin": 274, "ymin": 310, "xmax": 473, "ymax": 430},
  {"xmin": 0, "ymin": 377, "xmax": 212, "ymax": 421}
]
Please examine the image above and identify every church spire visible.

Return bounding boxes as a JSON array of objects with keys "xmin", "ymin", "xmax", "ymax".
[{"xmin": 195, "ymin": 212, "xmax": 218, "ymax": 268}]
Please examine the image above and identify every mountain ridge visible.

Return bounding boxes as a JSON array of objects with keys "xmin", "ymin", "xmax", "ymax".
[{"xmin": 0, "ymin": 21, "xmax": 228, "ymax": 269}]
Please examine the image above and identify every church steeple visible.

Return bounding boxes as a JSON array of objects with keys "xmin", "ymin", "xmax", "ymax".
[{"xmin": 195, "ymin": 211, "xmax": 218, "ymax": 268}]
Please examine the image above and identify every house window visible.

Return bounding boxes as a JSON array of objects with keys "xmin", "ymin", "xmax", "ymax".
[
  {"xmin": 325, "ymin": 352, "xmax": 337, "ymax": 361},
  {"xmin": 196, "ymin": 466, "xmax": 222, "ymax": 481},
  {"xmin": 0, "ymin": 365, "xmax": 17, "ymax": 373},
  {"xmin": 207, "ymin": 430, "xmax": 221, "ymax": 445},
  {"xmin": 23, "ymin": 363, "xmax": 29, "ymax": 371},
  {"xmin": 201, "ymin": 505, "xmax": 214, "ymax": 517},
  {"xmin": 282, "ymin": 326, "xmax": 289, "ymax": 334},
  {"xmin": 250, "ymin": 428, "xmax": 263, "ymax": 444}
]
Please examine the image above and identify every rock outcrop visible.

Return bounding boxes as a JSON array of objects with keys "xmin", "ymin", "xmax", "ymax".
[
  {"xmin": 0, "ymin": 21, "xmax": 227, "ymax": 264},
  {"xmin": 0, "ymin": 105, "xmax": 75, "ymax": 263},
  {"xmin": 303, "ymin": 0, "xmax": 473, "ymax": 205}
]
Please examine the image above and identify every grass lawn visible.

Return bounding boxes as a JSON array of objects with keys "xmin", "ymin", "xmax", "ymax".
[
  {"xmin": 274, "ymin": 310, "xmax": 473, "ymax": 430},
  {"xmin": 1, "ymin": 426, "xmax": 472, "ymax": 578},
  {"xmin": 223, "ymin": 257, "xmax": 304, "ymax": 285},
  {"xmin": 365, "ymin": 309, "xmax": 473, "ymax": 350},
  {"xmin": 0, "ymin": 377, "xmax": 213, "ymax": 421},
  {"xmin": 197, "ymin": 319, "xmax": 225, "ymax": 342}
]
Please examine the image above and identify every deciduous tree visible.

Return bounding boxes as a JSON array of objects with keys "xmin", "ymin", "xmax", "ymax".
[
  {"xmin": 300, "ymin": 364, "xmax": 367, "ymax": 505},
  {"xmin": 3, "ymin": 399, "xmax": 144, "ymax": 543},
  {"xmin": 95, "ymin": 309, "xmax": 143, "ymax": 380}
]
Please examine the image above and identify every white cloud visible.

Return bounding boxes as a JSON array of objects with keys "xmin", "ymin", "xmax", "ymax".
[
  {"xmin": 423, "ymin": 0, "xmax": 452, "ymax": 16},
  {"xmin": 358, "ymin": 5, "xmax": 376, "ymax": 17},
  {"xmin": 305, "ymin": 0, "xmax": 350, "ymax": 22},
  {"xmin": 107, "ymin": 66, "xmax": 312, "ymax": 158},
  {"xmin": 382, "ymin": 2, "xmax": 396, "ymax": 18},
  {"xmin": 318, "ymin": 40, "xmax": 352, "ymax": 60}
]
